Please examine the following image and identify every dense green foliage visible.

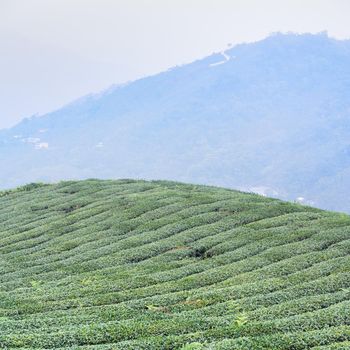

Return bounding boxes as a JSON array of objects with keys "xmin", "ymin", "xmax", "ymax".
[{"xmin": 0, "ymin": 179, "xmax": 349, "ymax": 349}]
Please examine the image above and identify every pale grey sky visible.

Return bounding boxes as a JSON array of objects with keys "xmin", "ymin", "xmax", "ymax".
[{"xmin": 1, "ymin": 0, "xmax": 350, "ymax": 129}]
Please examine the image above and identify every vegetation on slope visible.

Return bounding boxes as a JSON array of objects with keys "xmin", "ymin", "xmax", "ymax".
[{"xmin": 0, "ymin": 179, "xmax": 349, "ymax": 349}]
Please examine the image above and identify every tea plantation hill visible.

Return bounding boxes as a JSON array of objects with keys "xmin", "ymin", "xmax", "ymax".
[{"xmin": 0, "ymin": 179, "xmax": 349, "ymax": 349}]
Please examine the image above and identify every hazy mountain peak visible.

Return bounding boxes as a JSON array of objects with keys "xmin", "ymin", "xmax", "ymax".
[{"xmin": 1, "ymin": 33, "xmax": 350, "ymax": 212}]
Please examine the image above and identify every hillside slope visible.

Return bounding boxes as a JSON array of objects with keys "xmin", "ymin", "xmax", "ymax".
[
  {"xmin": 0, "ymin": 179, "xmax": 349, "ymax": 349},
  {"xmin": 1, "ymin": 33, "xmax": 350, "ymax": 212}
]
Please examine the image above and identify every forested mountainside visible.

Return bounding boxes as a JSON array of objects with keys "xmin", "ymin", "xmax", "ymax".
[{"xmin": 1, "ymin": 33, "xmax": 350, "ymax": 212}]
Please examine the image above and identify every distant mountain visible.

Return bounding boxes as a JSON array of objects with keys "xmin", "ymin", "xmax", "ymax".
[{"xmin": 1, "ymin": 32, "xmax": 350, "ymax": 212}]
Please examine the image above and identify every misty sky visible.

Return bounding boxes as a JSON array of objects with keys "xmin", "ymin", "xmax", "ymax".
[{"xmin": 1, "ymin": 0, "xmax": 350, "ymax": 129}]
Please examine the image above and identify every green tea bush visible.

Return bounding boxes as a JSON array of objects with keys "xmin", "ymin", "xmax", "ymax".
[{"xmin": 0, "ymin": 179, "xmax": 349, "ymax": 349}]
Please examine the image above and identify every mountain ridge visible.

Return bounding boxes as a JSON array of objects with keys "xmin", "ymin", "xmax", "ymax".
[{"xmin": 1, "ymin": 32, "xmax": 350, "ymax": 212}]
